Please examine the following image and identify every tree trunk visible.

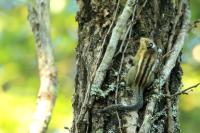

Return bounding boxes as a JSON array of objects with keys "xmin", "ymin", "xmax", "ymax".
[{"xmin": 72, "ymin": 0, "xmax": 190, "ymax": 133}]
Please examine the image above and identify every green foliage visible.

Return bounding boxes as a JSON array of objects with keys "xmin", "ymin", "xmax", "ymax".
[
  {"xmin": 180, "ymin": 108, "xmax": 200, "ymax": 133},
  {"xmin": 0, "ymin": 0, "xmax": 76, "ymax": 132}
]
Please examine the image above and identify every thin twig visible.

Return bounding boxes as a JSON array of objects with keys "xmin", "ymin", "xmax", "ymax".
[
  {"xmin": 153, "ymin": 0, "xmax": 159, "ymax": 29},
  {"xmin": 188, "ymin": 19, "xmax": 200, "ymax": 32},
  {"xmin": 115, "ymin": 112, "xmax": 123, "ymax": 133},
  {"xmin": 162, "ymin": 49, "xmax": 174, "ymax": 59},
  {"xmin": 115, "ymin": 1, "xmax": 138, "ymax": 56},
  {"xmin": 167, "ymin": 82, "xmax": 200, "ymax": 98},
  {"xmin": 151, "ymin": 107, "xmax": 167, "ymax": 123},
  {"xmin": 167, "ymin": 0, "xmax": 183, "ymax": 52},
  {"xmin": 64, "ymin": 127, "xmax": 71, "ymax": 133},
  {"xmin": 136, "ymin": 0, "xmax": 148, "ymax": 18},
  {"xmin": 165, "ymin": 81, "xmax": 174, "ymax": 133},
  {"xmin": 97, "ymin": 0, "xmax": 121, "ymax": 67}
]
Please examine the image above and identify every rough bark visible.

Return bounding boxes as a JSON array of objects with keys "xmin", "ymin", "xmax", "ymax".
[
  {"xmin": 28, "ymin": 0, "xmax": 57, "ymax": 132},
  {"xmin": 72, "ymin": 0, "xmax": 190, "ymax": 133}
]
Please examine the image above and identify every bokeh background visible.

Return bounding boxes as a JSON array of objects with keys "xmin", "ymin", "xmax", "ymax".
[{"xmin": 0, "ymin": 0, "xmax": 199, "ymax": 132}]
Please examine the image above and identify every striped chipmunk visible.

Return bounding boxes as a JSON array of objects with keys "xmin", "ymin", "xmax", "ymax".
[{"xmin": 100, "ymin": 37, "xmax": 159, "ymax": 112}]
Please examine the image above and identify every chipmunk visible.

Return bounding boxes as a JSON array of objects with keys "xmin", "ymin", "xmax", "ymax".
[{"xmin": 99, "ymin": 37, "xmax": 159, "ymax": 112}]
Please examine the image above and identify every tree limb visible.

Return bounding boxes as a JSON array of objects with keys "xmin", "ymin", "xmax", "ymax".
[
  {"xmin": 168, "ymin": 82, "xmax": 200, "ymax": 98},
  {"xmin": 28, "ymin": 0, "xmax": 57, "ymax": 132}
]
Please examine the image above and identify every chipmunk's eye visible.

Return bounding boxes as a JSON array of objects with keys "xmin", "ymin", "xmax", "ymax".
[
  {"xmin": 128, "ymin": 58, "xmax": 133, "ymax": 65},
  {"xmin": 147, "ymin": 42, "xmax": 154, "ymax": 49}
]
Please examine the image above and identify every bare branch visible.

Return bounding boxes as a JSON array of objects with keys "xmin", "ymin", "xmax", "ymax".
[
  {"xmin": 28, "ymin": 0, "xmax": 57, "ymax": 132},
  {"xmin": 168, "ymin": 82, "xmax": 200, "ymax": 98},
  {"xmin": 162, "ymin": 49, "xmax": 174, "ymax": 59}
]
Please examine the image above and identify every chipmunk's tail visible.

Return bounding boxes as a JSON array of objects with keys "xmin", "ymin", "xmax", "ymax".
[{"xmin": 99, "ymin": 88, "xmax": 144, "ymax": 113}]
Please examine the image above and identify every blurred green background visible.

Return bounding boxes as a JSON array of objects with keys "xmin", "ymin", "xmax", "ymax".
[{"xmin": 0, "ymin": 0, "xmax": 199, "ymax": 133}]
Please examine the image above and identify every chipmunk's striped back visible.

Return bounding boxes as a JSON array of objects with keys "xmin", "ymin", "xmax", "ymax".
[{"xmin": 134, "ymin": 48, "xmax": 158, "ymax": 90}]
